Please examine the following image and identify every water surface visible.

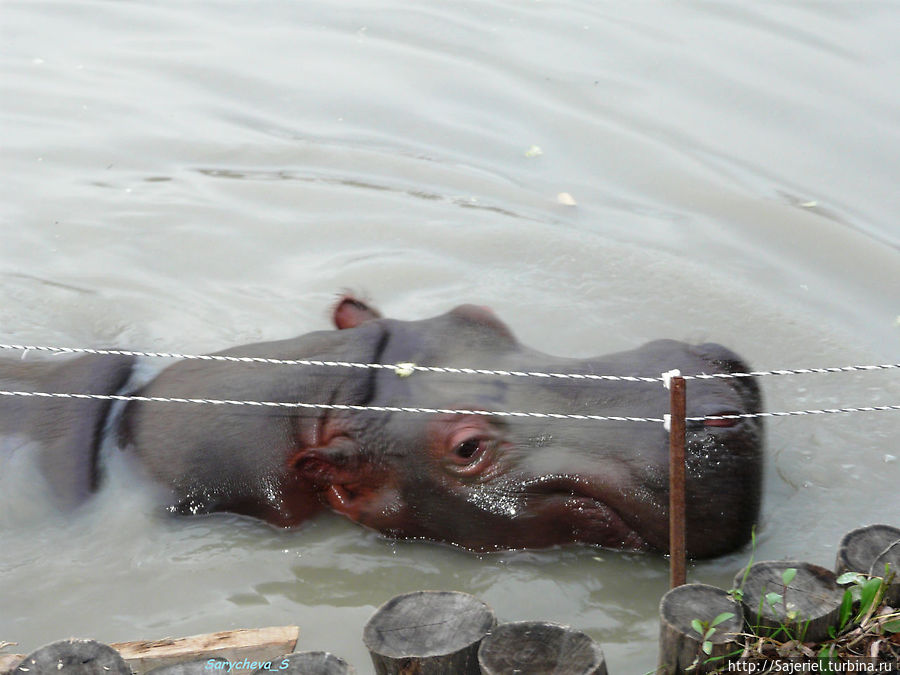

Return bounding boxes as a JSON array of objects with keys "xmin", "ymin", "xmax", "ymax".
[{"xmin": 2, "ymin": 2, "xmax": 898, "ymax": 673}]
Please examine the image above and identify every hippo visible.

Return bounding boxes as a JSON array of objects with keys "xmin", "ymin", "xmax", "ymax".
[{"xmin": 0, "ymin": 296, "xmax": 763, "ymax": 557}]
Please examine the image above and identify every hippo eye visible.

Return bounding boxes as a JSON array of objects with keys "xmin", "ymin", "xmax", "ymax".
[
  {"xmin": 453, "ymin": 438, "xmax": 483, "ymax": 460},
  {"xmin": 443, "ymin": 423, "xmax": 502, "ymax": 476}
]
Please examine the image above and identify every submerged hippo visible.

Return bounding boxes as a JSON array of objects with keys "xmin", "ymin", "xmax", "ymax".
[{"xmin": 0, "ymin": 296, "xmax": 762, "ymax": 557}]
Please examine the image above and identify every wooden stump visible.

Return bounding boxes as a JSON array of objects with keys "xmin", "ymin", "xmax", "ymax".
[
  {"xmin": 835, "ymin": 524, "xmax": 900, "ymax": 606},
  {"xmin": 13, "ymin": 639, "xmax": 131, "ymax": 675},
  {"xmin": 2, "ymin": 628, "xmax": 300, "ymax": 675},
  {"xmin": 363, "ymin": 590, "xmax": 496, "ymax": 674},
  {"xmin": 478, "ymin": 621, "xmax": 607, "ymax": 675},
  {"xmin": 0, "ymin": 655, "xmax": 22, "ymax": 675},
  {"xmin": 253, "ymin": 652, "xmax": 355, "ymax": 674},
  {"xmin": 735, "ymin": 560, "xmax": 844, "ymax": 643},
  {"xmin": 657, "ymin": 583, "xmax": 743, "ymax": 675}
]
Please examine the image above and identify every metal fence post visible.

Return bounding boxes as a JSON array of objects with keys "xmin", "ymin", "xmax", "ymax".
[{"xmin": 668, "ymin": 375, "xmax": 687, "ymax": 588}]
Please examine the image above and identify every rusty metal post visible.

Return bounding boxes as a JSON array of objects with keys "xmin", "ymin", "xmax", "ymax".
[{"xmin": 668, "ymin": 375, "xmax": 687, "ymax": 588}]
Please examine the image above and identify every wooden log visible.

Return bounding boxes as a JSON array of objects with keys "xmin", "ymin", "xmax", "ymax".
[
  {"xmin": 735, "ymin": 560, "xmax": 844, "ymax": 643},
  {"xmin": 835, "ymin": 524, "xmax": 900, "ymax": 606},
  {"xmin": 363, "ymin": 590, "xmax": 495, "ymax": 674},
  {"xmin": 657, "ymin": 583, "xmax": 743, "ymax": 675},
  {"xmin": 11, "ymin": 639, "xmax": 131, "ymax": 675},
  {"xmin": 146, "ymin": 658, "xmax": 228, "ymax": 674},
  {"xmin": 114, "ymin": 626, "xmax": 299, "ymax": 674},
  {"xmin": 478, "ymin": 621, "xmax": 607, "ymax": 675},
  {"xmin": 0, "ymin": 654, "xmax": 22, "ymax": 675},
  {"xmin": 1, "ymin": 627, "xmax": 299, "ymax": 675},
  {"xmin": 252, "ymin": 652, "xmax": 355, "ymax": 674}
]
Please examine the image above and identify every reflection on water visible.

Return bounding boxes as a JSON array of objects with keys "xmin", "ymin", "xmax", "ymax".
[{"xmin": 1, "ymin": 1, "xmax": 898, "ymax": 673}]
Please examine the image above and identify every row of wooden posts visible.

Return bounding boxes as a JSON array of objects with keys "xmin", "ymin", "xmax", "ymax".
[{"xmin": 2, "ymin": 524, "xmax": 896, "ymax": 675}]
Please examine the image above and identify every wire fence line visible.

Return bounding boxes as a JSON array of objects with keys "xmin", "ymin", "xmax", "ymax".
[
  {"xmin": 0, "ymin": 389, "xmax": 898, "ymax": 424},
  {"xmin": 2, "ymin": 343, "xmax": 898, "ymax": 384},
  {"xmin": 0, "ymin": 390, "xmax": 664, "ymax": 423},
  {"xmin": 1, "ymin": 343, "xmax": 897, "ymax": 424}
]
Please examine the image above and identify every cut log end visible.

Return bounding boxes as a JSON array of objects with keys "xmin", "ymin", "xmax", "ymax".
[
  {"xmin": 13, "ymin": 639, "xmax": 131, "ymax": 675},
  {"xmin": 252, "ymin": 652, "xmax": 355, "ymax": 674},
  {"xmin": 478, "ymin": 621, "xmax": 607, "ymax": 675},
  {"xmin": 735, "ymin": 560, "xmax": 844, "ymax": 643},
  {"xmin": 2, "ymin": 627, "xmax": 300, "ymax": 675},
  {"xmin": 657, "ymin": 583, "xmax": 743, "ymax": 675},
  {"xmin": 363, "ymin": 590, "xmax": 495, "ymax": 674},
  {"xmin": 836, "ymin": 524, "xmax": 900, "ymax": 605}
]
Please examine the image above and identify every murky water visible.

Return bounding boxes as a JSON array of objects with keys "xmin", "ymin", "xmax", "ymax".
[{"xmin": 1, "ymin": 2, "xmax": 898, "ymax": 673}]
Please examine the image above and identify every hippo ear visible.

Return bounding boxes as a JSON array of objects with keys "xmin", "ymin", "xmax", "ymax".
[
  {"xmin": 293, "ymin": 444, "xmax": 399, "ymax": 526},
  {"xmin": 333, "ymin": 295, "xmax": 382, "ymax": 329}
]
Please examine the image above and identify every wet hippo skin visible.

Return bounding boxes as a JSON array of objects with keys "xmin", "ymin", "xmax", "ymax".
[{"xmin": 0, "ymin": 296, "xmax": 763, "ymax": 558}]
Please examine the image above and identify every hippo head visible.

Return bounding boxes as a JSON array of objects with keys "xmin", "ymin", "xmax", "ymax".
[
  {"xmin": 122, "ymin": 296, "xmax": 762, "ymax": 559},
  {"xmin": 292, "ymin": 298, "xmax": 763, "ymax": 558}
]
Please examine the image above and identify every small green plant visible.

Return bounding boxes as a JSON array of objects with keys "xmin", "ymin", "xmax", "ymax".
[
  {"xmin": 744, "ymin": 561, "xmax": 899, "ymax": 664},
  {"xmin": 725, "ymin": 534, "xmax": 813, "ymax": 646},
  {"xmin": 831, "ymin": 562, "xmax": 894, "ymax": 639},
  {"xmin": 829, "ymin": 586, "xmax": 854, "ymax": 638},
  {"xmin": 753, "ymin": 567, "xmax": 812, "ymax": 642},
  {"xmin": 691, "ymin": 612, "xmax": 736, "ymax": 656},
  {"xmin": 702, "ymin": 537, "xmax": 899, "ymax": 668},
  {"xmin": 728, "ymin": 526, "xmax": 757, "ymax": 604},
  {"xmin": 763, "ymin": 567, "xmax": 798, "ymax": 616},
  {"xmin": 683, "ymin": 610, "xmax": 741, "ymax": 672}
]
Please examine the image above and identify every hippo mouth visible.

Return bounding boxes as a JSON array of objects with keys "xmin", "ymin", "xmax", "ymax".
[
  {"xmin": 566, "ymin": 495, "xmax": 651, "ymax": 550},
  {"xmin": 523, "ymin": 477, "xmax": 652, "ymax": 551}
]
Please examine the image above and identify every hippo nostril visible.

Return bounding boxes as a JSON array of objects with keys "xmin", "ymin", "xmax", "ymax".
[
  {"xmin": 689, "ymin": 402, "xmax": 747, "ymax": 430},
  {"xmin": 703, "ymin": 410, "xmax": 743, "ymax": 428}
]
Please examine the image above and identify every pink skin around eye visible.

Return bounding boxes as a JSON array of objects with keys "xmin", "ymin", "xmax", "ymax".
[{"xmin": 445, "ymin": 427, "xmax": 496, "ymax": 476}]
